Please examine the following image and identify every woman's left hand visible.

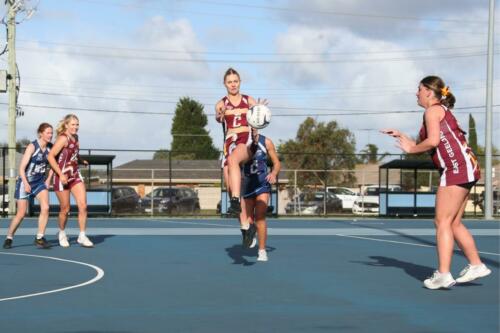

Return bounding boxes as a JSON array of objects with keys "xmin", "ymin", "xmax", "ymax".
[
  {"xmin": 266, "ymin": 173, "xmax": 277, "ymax": 184},
  {"xmin": 397, "ymin": 136, "xmax": 415, "ymax": 153}
]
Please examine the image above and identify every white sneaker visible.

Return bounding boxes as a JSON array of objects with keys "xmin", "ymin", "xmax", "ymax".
[
  {"xmin": 77, "ymin": 234, "xmax": 94, "ymax": 248},
  {"xmin": 424, "ymin": 271, "xmax": 456, "ymax": 290},
  {"xmin": 58, "ymin": 231, "xmax": 70, "ymax": 248},
  {"xmin": 257, "ymin": 249, "xmax": 268, "ymax": 262},
  {"xmin": 455, "ymin": 264, "xmax": 491, "ymax": 283},
  {"xmin": 249, "ymin": 237, "xmax": 257, "ymax": 249}
]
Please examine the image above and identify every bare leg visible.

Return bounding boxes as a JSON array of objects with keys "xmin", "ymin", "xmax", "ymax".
[
  {"xmin": 55, "ymin": 190, "xmax": 71, "ymax": 230},
  {"xmin": 254, "ymin": 193, "xmax": 270, "ymax": 250},
  {"xmin": 35, "ymin": 190, "xmax": 50, "ymax": 236},
  {"xmin": 70, "ymin": 183, "xmax": 88, "ymax": 232},
  {"xmin": 6, "ymin": 200, "xmax": 28, "ymax": 238},
  {"xmin": 451, "ymin": 193, "xmax": 482, "ymax": 265},
  {"xmin": 227, "ymin": 144, "xmax": 251, "ymax": 198},
  {"xmin": 240, "ymin": 196, "xmax": 252, "ymax": 228},
  {"xmin": 434, "ymin": 185, "xmax": 470, "ymax": 273}
]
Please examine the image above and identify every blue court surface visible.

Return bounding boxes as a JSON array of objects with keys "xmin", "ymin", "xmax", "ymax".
[{"xmin": 0, "ymin": 217, "xmax": 498, "ymax": 333}]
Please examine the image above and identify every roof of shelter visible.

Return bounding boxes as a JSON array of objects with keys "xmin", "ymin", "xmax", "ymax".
[{"xmin": 379, "ymin": 159, "xmax": 436, "ymax": 170}]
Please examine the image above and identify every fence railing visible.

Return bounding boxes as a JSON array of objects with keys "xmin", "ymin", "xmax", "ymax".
[{"xmin": 1, "ymin": 147, "xmax": 498, "ymax": 218}]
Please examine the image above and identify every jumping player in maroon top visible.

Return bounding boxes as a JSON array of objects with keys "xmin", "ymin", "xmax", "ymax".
[
  {"xmin": 215, "ymin": 68, "xmax": 266, "ymax": 218},
  {"xmin": 48, "ymin": 114, "xmax": 94, "ymax": 248},
  {"xmin": 382, "ymin": 76, "xmax": 490, "ymax": 289}
]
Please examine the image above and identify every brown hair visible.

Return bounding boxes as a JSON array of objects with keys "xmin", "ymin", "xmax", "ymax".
[
  {"xmin": 56, "ymin": 114, "xmax": 79, "ymax": 136},
  {"xmin": 420, "ymin": 75, "xmax": 456, "ymax": 109},
  {"xmin": 223, "ymin": 67, "xmax": 240, "ymax": 82},
  {"xmin": 37, "ymin": 122, "xmax": 52, "ymax": 134}
]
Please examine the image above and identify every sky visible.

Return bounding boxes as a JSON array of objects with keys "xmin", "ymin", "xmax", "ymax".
[{"xmin": 0, "ymin": 0, "xmax": 498, "ymax": 165}]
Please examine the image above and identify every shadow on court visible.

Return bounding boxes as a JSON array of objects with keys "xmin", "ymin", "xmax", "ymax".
[
  {"xmin": 225, "ymin": 245, "xmax": 276, "ymax": 266},
  {"xmin": 340, "ymin": 220, "xmax": 500, "ymax": 269},
  {"xmin": 353, "ymin": 255, "xmax": 435, "ymax": 281}
]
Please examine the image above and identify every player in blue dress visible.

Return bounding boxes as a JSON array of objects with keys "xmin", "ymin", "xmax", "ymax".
[
  {"xmin": 3, "ymin": 123, "xmax": 54, "ymax": 249},
  {"xmin": 240, "ymin": 129, "xmax": 281, "ymax": 261}
]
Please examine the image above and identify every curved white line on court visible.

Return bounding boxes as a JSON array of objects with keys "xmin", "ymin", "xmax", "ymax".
[
  {"xmin": 0, "ymin": 252, "xmax": 105, "ymax": 302},
  {"xmin": 336, "ymin": 234, "xmax": 500, "ymax": 256}
]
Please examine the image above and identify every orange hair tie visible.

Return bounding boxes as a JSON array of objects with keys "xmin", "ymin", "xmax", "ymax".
[{"xmin": 441, "ymin": 86, "xmax": 449, "ymax": 97}]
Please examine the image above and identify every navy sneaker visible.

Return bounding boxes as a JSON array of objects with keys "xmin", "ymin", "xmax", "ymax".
[
  {"xmin": 34, "ymin": 237, "xmax": 51, "ymax": 249},
  {"xmin": 243, "ymin": 223, "xmax": 257, "ymax": 248},
  {"xmin": 3, "ymin": 238, "xmax": 12, "ymax": 249},
  {"xmin": 241, "ymin": 228, "xmax": 247, "ymax": 246},
  {"xmin": 227, "ymin": 197, "xmax": 241, "ymax": 215}
]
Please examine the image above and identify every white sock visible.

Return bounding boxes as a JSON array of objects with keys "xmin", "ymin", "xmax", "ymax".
[
  {"xmin": 59, "ymin": 229, "xmax": 66, "ymax": 235},
  {"xmin": 6, "ymin": 236, "xmax": 13, "ymax": 240},
  {"xmin": 241, "ymin": 224, "xmax": 250, "ymax": 230},
  {"xmin": 79, "ymin": 231, "xmax": 86, "ymax": 237},
  {"xmin": 36, "ymin": 233, "xmax": 44, "ymax": 240}
]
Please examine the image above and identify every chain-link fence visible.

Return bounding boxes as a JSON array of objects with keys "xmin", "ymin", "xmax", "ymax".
[{"xmin": 1, "ymin": 147, "xmax": 499, "ymax": 218}]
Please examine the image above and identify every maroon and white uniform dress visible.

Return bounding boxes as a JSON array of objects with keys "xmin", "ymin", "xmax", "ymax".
[
  {"xmin": 221, "ymin": 94, "xmax": 252, "ymax": 167},
  {"xmin": 53, "ymin": 134, "xmax": 83, "ymax": 191},
  {"xmin": 419, "ymin": 105, "xmax": 480, "ymax": 186}
]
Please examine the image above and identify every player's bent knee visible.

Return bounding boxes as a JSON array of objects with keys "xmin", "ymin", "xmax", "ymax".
[{"xmin": 40, "ymin": 204, "xmax": 49, "ymax": 214}]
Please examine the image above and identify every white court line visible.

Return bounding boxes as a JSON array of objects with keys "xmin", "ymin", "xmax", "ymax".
[
  {"xmin": 0, "ymin": 252, "xmax": 105, "ymax": 302},
  {"xmin": 336, "ymin": 234, "xmax": 500, "ymax": 256},
  {"xmin": 147, "ymin": 219, "xmax": 233, "ymax": 227}
]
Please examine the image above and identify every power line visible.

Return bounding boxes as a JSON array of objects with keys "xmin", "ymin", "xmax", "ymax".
[
  {"xmin": 4, "ymin": 102, "xmax": 498, "ymax": 117},
  {"xmin": 16, "ymin": 47, "xmax": 499, "ymax": 64},
  {"xmin": 16, "ymin": 38, "xmax": 495, "ymax": 56},
  {"xmin": 189, "ymin": 0, "xmax": 488, "ymax": 24},
  {"xmin": 73, "ymin": 0, "xmax": 488, "ymax": 24}
]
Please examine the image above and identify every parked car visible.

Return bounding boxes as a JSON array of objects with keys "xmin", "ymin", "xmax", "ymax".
[
  {"xmin": 140, "ymin": 187, "xmax": 200, "ymax": 214},
  {"xmin": 285, "ymin": 191, "xmax": 342, "ymax": 215},
  {"xmin": 326, "ymin": 187, "xmax": 359, "ymax": 210},
  {"xmin": 475, "ymin": 189, "xmax": 500, "ymax": 215},
  {"xmin": 352, "ymin": 196, "xmax": 379, "ymax": 215},
  {"xmin": 0, "ymin": 186, "xmax": 9, "ymax": 214},
  {"xmin": 112, "ymin": 186, "xmax": 141, "ymax": 214},
  {"xmin": 352, "ymin": 185, "xmax": 402, "ymax": 215}
]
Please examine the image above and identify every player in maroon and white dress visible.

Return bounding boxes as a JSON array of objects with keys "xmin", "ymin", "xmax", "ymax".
[
  {"xmin": 382, "ymin": 76, "xmax": 490, "ymax": 290},
  {"xmin": 215, "ymin": 68, "xmax": 259, "ymax": 217},
  {"xmin": 48, "ymin": 114, "xmax": 93, "ymax": 248}
]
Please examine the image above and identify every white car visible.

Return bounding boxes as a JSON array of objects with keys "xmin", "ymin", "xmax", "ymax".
[
  {"xmin": 327, "ymin": 187, "xmax": 359, "ymax": 210},
  {"xmin": 0, "ymin": 187, "xmax": 9, "ymax": 214},
  {"xmin": 352, "ymin": 185, "xmax": 402, "ymax": 215},
  {"xmin": 352, "ymin": 195, "xmax": 379, "ymax": 215}
]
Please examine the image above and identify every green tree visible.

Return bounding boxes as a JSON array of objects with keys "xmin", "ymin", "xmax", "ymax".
[
  {"xmin": 0, "ymin": 138, "xmax": 32, "ymax": 153},
  {"xmin": 154, "ymin": 97, "xmax": 219, "ymax": 160},
  {"xmin": 359, "ymin": 143, "xmax": 388, "ymax": 163},
  {"xmin": 278, "ymin": 117, "xmax": 357, "ymax": 189},
  {"xmin": 468, "ymin": 114, "xmax": 478, "ymax": 153}
]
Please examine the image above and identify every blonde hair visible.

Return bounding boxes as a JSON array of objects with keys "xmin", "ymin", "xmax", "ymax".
[{"xmin": 56, "ymin": 114, "xmax": 79, "ymax": 136}]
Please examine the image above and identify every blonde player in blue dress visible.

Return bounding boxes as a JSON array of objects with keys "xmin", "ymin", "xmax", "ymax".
[
  {"xmin": 3, "ymin": 123, "xmax": 54, "ymax": 249},
  {"xmin": 240, "ymin": 129, "xmax": 280, "ymax": 261}
]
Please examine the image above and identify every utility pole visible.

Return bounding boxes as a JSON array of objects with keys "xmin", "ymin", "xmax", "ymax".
[
  {"xmin": 6, "ymin": 0, "xmax": 17, "ymax": 215},
  {"xmin": 484, "ymin": 0, "xmax": 495, "ymax": 219}
]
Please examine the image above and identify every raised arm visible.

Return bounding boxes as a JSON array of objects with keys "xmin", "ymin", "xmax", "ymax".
[{"xmin": 215, "ymin": 100, "xmax": 225, "ymax": 123}]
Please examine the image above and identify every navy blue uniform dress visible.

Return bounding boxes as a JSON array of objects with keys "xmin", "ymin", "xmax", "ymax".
[
  {"xmin": 242, "ymin": 135, "xmax": 271, "ymax": 199},
  {"xmin": 15, "ymin": 140, "xmax": 52, "ymax": 200}
]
